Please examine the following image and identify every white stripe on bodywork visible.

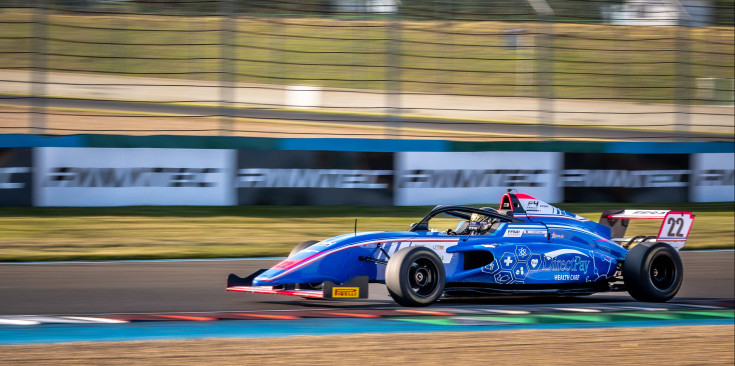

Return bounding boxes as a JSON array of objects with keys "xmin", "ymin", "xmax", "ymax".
[
  {"xmin": 545, "ymin": 224, "xmax": 610, "ymax": 242},
  {"xmin": 544, "ymin": 249, "xmax": 587, "ymax": 258},
  {"xmin": 260, "ymin": 238, "xmax": 460, "ymax": 282}
]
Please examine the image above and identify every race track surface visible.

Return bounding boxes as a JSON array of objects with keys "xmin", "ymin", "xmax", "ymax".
[{"xmin": 0, "ymin": 250, "xmax": 732, "ymax": 316}]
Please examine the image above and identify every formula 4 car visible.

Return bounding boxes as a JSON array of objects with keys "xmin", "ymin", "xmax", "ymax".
[{"xmin": 227, "ymin": 192, "xmax": 695, "ymax": 306}]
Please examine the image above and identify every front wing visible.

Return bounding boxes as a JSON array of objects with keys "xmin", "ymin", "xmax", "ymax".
[{"xmin": 227, "ymin": 271, "xmax": 369, "ymax": 300}]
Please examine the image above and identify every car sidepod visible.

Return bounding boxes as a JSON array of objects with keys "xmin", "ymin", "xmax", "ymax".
[{"xmin": 443, "ymin": 223, "xmax": 623, "ymax": 291}]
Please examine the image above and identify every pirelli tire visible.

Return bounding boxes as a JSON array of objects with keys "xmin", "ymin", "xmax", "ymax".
[
  {"xmin": 623, "ymin": 242, "xmax": 683, "ymax": 302},
  {"xmin": 385, "ymin": 247, "xmax": 446, "ymax": 307},
  {"xmin": 289, "ymin": 240, "xmax": 320, "ymax": 258}
]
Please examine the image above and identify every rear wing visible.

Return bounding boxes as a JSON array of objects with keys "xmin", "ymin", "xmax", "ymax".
[{"xmin": 599, "ymin": 210, "xmax": 695, "ymax": 251}]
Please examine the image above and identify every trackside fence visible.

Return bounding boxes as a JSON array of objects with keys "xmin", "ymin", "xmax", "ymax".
[{"xmin": 0, "ymin": 0, "xmax": 733, "ymax": 140}]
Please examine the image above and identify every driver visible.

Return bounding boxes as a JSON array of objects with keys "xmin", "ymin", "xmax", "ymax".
[
  {"xmin": 467, "ymin": 212, "xmax": 492, "ymax": 234},
  {"xmin": 447, "ymin": 208, "xmax": 497, "ymax": 235}
]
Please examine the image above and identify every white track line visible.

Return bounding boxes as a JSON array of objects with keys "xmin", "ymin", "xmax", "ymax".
[
  {"xmin": 673, "ymin": 303, "xmax": 721, "ymax": 309},
  {"xmin": 553, "ymin": 307, "xmax": 601, "ymax": 313},
  {"xmin": 62, "ymin": 316, "xmax": 128, "ymax": 324},
  {"xmin": 481, "ymin": 309, "xmax": 531, "ymax": 315},
  {"xmin": 614, "ymin": 306, "xmax": 669, "ymax": 311},
  {"xmin": 13, "ymin": 316, "xmax": 95, "ymax": 324},
  {"xmin": 0, "ymin": 318, "xmax": 40, "ymax": 325}
]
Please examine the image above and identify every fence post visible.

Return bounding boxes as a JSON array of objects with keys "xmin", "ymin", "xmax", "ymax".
[
  {"xmin": 526, "ymin": 0, "xmax": 555, "ymax": 140},
  {"xmin": 672, "ymin": 0, "xmax": 692, "ymax": 140},
  {"xmin": 31, "ymin": 0, "xmax": 47, "ymax": 134},
  {"xmin": 385, "ymin": 7, "xmax": 401, "ymax": 138},
  {"xmin": 219, "ymin": 0, "xmax": 235, "ymax": 135}
]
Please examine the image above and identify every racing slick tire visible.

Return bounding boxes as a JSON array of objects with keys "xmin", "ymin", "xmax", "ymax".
[
  {"xmin": 289, "ymin": 240, "xmax": 319, "ymax": 258},
  {"xmin": 623, "ymin": 242, "xmax": 683, "ymax": 302},
  {"xmin": 386, "ymin": 247, "xmax": 446, "ymax": 307}
]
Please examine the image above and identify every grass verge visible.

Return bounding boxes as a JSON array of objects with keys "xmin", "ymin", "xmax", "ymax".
[{"xmin": 0, "ymin": 202, "xmax": 732, "ymax": 262}]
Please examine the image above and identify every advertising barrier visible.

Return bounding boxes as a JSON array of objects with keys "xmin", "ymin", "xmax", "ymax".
[
  {"xmin": 0, "ymin": 148, "xmax": 33, "ymax": 206},
  {"xmin": 34, "ymin": 148, "xmax": 235, "ymax": 206},
  {"xmin": 0, "ymin": 147, "xmax": 731, "ymax": 207},
  {"xmin": 561, "ymin": 153, "xmax": 690, "ymax": 202},
  {"xmin": 395, "ymin": 151, "xmax": 562, "ymax": 206},
  {"xmin": 690, "ymin": 153, "xmax": 735, "ymax": 202},
  {"xmin": 236, "ymin": 150, "xmax": 393, "ymax": 205}
]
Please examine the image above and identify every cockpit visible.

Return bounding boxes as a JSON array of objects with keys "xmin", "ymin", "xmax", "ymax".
[{"xmin": 409, "ymin": 205, "xmax": 522, "ymax": 236}]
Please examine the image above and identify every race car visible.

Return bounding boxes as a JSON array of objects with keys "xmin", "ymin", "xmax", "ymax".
[{"xmin": 227, "ymin": 191, "xmax": 695, "ymax": 306}]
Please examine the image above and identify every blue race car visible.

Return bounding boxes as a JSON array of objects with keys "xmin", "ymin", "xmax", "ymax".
[{"xmin": 227, "ymin": 192, "xmax": 695, "ymax": 306}]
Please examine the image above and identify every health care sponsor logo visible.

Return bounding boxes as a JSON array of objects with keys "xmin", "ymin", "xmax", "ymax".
[
  {"xmin": 540, "ymin": 249, "xmax": 591, "ymax": 281},
  {"xmin": 237, "ymin": 168, "xmax": 392, "ymax": 189},
  {"xmin": 488, "ymin": 248, "xmax": 591, "ymax": 283},
  {"xmin": 43, "ymin": 167, "xmax": 220, "ymax": 187},
  {"xmin": 0, "ymin": 167, "xmax": 30, "ymax": 189}
]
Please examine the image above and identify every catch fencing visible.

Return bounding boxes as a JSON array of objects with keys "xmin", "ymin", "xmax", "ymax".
[{"xmin": 0, "ymin": 0, "xmax": 733, "ymax": 140}]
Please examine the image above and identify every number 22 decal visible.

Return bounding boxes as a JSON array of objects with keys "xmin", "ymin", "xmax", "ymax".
[
  {"xmin": 658, "ymin": 212, "xmax": 694, "ymax": 250},
  {"xmin": 659, "ymin": 212, "xmax": 694, "ymax": 242},
  {"xmin": 667, "ymin": 217, "xmax": 685, "ymax": 237}
]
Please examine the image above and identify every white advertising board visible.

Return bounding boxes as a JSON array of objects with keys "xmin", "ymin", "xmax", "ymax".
[
  {"xmin": 34, "ymin": 148, "xmax": 235, "ymax": 206},
  {"xmin": 395, "ymin": 151, "xmax": 562, "ymax": 206},
  {"xmin": 690, "ymin": 153, "xmax": 734, "ymax": 202}
]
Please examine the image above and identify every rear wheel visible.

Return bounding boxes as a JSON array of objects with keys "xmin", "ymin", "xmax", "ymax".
[
  {"xmin": 385, "ymin": 247, "xmax": 446, "ymax": 307},
  {"xmin": 623, "ymin": 242, "xmax": 683, "ymax": 302}
]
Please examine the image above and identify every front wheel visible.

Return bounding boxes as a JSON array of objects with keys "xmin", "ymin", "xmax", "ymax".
[
  {"xmin": 385, "ymin": 247, "xmax": 446, "ymax": 307},
  {"xmin": 623, "ymin": 242, "xmax": 683, "ymax": 302}
]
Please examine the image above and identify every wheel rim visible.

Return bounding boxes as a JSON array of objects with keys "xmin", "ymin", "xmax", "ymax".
[
  {"xmin": 649, "ymin": 254, "xmax": 676, "ymax": 291},
  {"xmin": 408, "ymin": 258, "xmax": 439, "ymax": 297}
]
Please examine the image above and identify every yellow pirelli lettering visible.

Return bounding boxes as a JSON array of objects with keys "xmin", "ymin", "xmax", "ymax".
[{"xmin": 332, "ymin": 287, "xmax": 360, "ymax": 298}]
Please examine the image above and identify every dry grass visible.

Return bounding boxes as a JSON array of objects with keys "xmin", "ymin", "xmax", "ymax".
[
  {"xmin": 0, "ymin": 203, "xmax": 731, "ymax": 261},
  {"xmin": 0, "ymin": 325, "xmax": 732, "ymax": 365},
  {"xmin": 0, "ymin": 105, "xmax": 526, "ymax": 141}
]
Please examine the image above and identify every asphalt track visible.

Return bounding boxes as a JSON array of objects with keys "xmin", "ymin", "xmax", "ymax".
[
  {"xmin": 0, "ymin": 250, "xmax": 732, "ymax": 316},
  {"xmin": 2, "ymin": 95, "xmax": 730, "ymax": 141}
]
